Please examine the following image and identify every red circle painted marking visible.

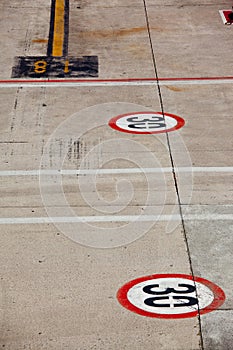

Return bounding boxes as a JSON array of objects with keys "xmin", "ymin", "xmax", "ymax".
[
  {"xmin": 109, "ymin": 112, "xmax": 185, "ymax": 134},
  {"xmin": 117, "ymin": 273, "xmax": 225, "ymax": 319}
]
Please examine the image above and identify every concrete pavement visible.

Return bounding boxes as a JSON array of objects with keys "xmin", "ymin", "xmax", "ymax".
[{"xmin": 0, "ymin": 0, "xmax": 232, "ymax": 349}]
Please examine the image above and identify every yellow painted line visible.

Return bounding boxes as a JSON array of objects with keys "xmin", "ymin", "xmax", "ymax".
[
  {"xmin": 64, "ymin": 60, "xmax": 69, "ymax": 73},
  {"xmin": 53, "ymin": 0, "xmax": 65, "ymax": 57}
]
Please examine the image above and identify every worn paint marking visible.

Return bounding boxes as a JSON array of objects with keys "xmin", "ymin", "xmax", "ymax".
[{"xmin": 32, "ymin": 39, "xmax": 48, "ymax": 43}]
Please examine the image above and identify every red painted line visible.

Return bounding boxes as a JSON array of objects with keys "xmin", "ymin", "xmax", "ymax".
[
  {"xmin": 2, "ymin": 78, "xmax": 154, "ymax": 83},
  {"xmin": 1, "ymin": 76, "xmax": 233, "ymax": 84}
]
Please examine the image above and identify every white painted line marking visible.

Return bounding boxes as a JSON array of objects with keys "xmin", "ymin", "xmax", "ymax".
[
  {"xmin": 219, "ymin": 10, "xmax": 232, "ymax": 25},
  {"xmin": 219, "ymin": 10, "xmax": 228, "ymax": 24},
  {"xmin": 161, "ymin": 79, "xmax": 233, "ymax": 86},
  {"xmin": 2, "ymin": 78, "xmax": 233, "ymax": 88},
  {"xmin": 1, "ymin": 81, "xmax": 157, "ymax": 88},
  {"xmin": 126, "ymin": 278, "xmax": 212, "ymax": 315},
  {"xmin": 0, "ymin": 214, "xmax": 232, "ymax": 224},
  {"xmin": 0, "ymin": 167, "xmax": 233, "ymax": 176}
]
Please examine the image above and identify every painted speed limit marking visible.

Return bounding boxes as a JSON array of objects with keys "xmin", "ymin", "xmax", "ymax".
[
  {"xmin": 109, "ymin": 112, "xmax": 185, "ymax": 134},
  {"xmin": 117, "ymin": 274, "xmax": 225, "ymax": 319}
]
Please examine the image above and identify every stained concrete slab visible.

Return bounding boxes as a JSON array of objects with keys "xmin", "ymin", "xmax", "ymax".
[
  {"xmin": 0, "ymin": 2, "xmax": 50, "ymax": 78},
  {"xmin": 183, "ymin": 210, "xmax": 233, "ymax": 349},
  {"xmin": 160, "ymin": 84, "xmax": 233, "ymax": 166},
  {"xmin": 0, "ymin": 84, "xmax": 200, "ymax": 347},
  {"xmin": 0, "ymin": 221, "xmax": 200, "ymax": 349},
  {"xmin": 177, "ymin": 172, "xmax": 233, "ymax": 205},
  {"xmin": 69, "ymin": 5, "xmax": 156, "ymax": 78},
  {"xmin": 201, "ymin": 311, "xmax": 233, "ymax": 350},
  {"xmin": 182, "ymin": 205, "xmax": 233, "ymax": 309},
  {"xmin": 0, "ymin": 0, "xmax": 156, "ymax": 79},
  {"xmin": 146, "ymin": 3, "xmax": 233, "ymax": 78}
]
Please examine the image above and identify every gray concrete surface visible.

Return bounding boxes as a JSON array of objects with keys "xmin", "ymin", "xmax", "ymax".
[{"xmin": 0, "ymin": 0, "xmax": 233, "ymax": 349}]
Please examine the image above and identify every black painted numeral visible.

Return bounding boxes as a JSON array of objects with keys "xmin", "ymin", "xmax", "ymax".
[
  {"xmin": 143, "ymin": 283, "xmax": 198, "ymax": 308},
  {"xmin": 12, "ymin": 56, "xmax": 98, "ymax": 78},
  {"xmin": 126, "ymin": 116, "xmax": 166, "ymax": 129}
]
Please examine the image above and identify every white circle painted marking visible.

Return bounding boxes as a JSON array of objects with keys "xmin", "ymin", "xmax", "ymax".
[
  {"xmin": 109, "ymin": 112, "xmax": 185, "ymax": 134},
  {"xmin": 127, "ymin": 278, "xmax": 213, "ymax": 315},
  {"xmin": 117, "ymin": 274, "xmax": 225, "ymax": 318}
]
